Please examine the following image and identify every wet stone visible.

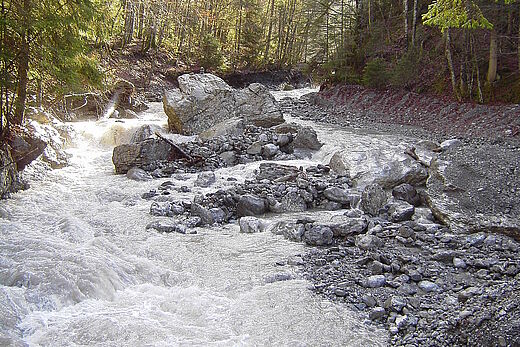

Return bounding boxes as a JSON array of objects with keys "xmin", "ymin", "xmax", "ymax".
[{"xmin": 369, "ymin": 307, "xmax": 386, "ymax": 321}]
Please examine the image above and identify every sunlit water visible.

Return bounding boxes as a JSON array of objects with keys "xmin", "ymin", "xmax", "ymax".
[{"xmin": 0, "ymin": 96, "xmax": 388, "ymax": 346}]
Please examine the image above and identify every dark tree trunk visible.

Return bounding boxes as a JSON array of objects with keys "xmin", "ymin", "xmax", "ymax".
[{"xmin": 14, "ymin": 0, "xmax": 31, "ymax": 125}]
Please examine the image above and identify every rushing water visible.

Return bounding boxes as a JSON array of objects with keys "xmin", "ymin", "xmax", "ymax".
[{"xmin": 0, "ymin": 96, "xmax": 388, "ymax": 346}]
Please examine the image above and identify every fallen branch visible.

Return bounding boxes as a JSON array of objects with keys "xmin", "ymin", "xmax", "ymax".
[{"xmin": 154, "ymin": 132, "xmax": 196, "ymax": 162}]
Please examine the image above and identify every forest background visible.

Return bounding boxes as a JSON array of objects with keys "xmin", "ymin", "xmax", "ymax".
[{"xmin": 1, "ymin": 0, "xmax": 520, "ymax": 136}]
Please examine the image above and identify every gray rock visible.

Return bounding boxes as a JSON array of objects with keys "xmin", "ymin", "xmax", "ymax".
[
  {"xmin": 385, "ymin": 296, "xmax": 407, "ymax": 312},
  {"xmin": 360, "ymin": 184, "xmax": 387, "ymax": 216},
  {"xmin": 239, "ymin": 217, "xmax": 266, "ymax": 233},
  {"xmin": 280, "ymin": 192, "xmax": 307, "ymax": 212},
  {"xmin": 388, "ymin": 198, "xmax": 415, "ymax": 222},
  {"xmin": 369, "ymin": 307, "xmax": 386, "ymax": 320},
  {"xmin": 199, "ymin": 117, "xmax": 245, "ymax": 140},
  {"xmin": 362, "ymin": 294, "xmax": 378, "ymax": 308},
  {"xmin": 210, "ymin": 208, "xmax": 226, "ymax": 223},
  {"xmin": 219, "ymin": 151, "xmax": 236, "ymax": 166},
  {"xmin": 146, "ymin": 221, "xmax": 194, "ymax": 234},
  {"xmin": 330, "ymin": 217, "xmax": 368, "ymax": 237},
  {"xmin": 392, "ymin": 183, "xmax": 421, "ymax": 206},
  {"xmin": 304, "ymin": 225, "xmax": 333, "ymax": 246},
  {"xmin": 418, "ymin": 280, "xmax": 439, "ymax": 293},
  {"xmin": 131, "ymin": 125, "xmax": 162, "ymax": 143},
  {"xmin": 398, "ymin": 225, "xmax": 415, "ymax": 238},
  {"xmin": 292, "ymin": 126, "xmax": 322, "ymax": 150},
  {"xmin": 453, "ymin": 257, "xmax": 467, "ymax": 269},
  {"xmin": 355, "ymin": 234, "xmax": 383, "ymax": 250},
  {"xmin": 268, "ymin": 221, "xmax": 305, "ymax": 242},
  {"xmin": 185, "ymin": 217, "xmax": 202, "ymax": 228},
  {"xmin": 112, "ymin": 139, "xmax": 171, "ymax": 174},
  {"xmin": 246, "ymin": 141, "xmax": 263, "ymax": 155},
  {"xmin": 323, "ymin": 187, "xmax": 351, "ymax": 204},
  {"xmin": 163, "ymin": 74, "xmax": 283, "ymax": 134},
  {"xmin": 440, "ymin": 138, "xmax": 463, "ymax": 151},
  {"xmin": 117, "ymin": 109, "xmax": 139, "ymax": 119},
  {"xmin": 150, "ymin": 202, "xmax": 184, "ymax": 217},
  {"xmin": 237, "ymin": 195, "xmax": 268, "ymax": 217},
  {"xmin": 327, "ymin": 147, "xmax": 428, "ymax": 189},
  {"xmin": 395, "ymin": 315, "xmax": 409, "ymax": 330},
  {"xmin": 126, "ymin": 167, "xmax": 152, "ymax": 181},
  {"xmin": 191, "ymin": 203, "xmax": 215, "ymax": 225},
  {"xmin": 457, "ymin": 286, "xmax": 482, "ymax": 302},
  {"xmin": 276, "ymin": 133, "xmax": 292, "ymax": 147},
  {"xmin": 329, "ymin": 151, "xmax": 349, "ymax": 176},
  {"xmin": 262, "ymin": 144, "xmax": 280, "ymax": 158},
  {"xmin": 365, "ymin": 275, "xmax": 386, "ymax": 288},
  {"xmin": 194, "ymin": 171, "xmax": 216, "ymax": 188}
]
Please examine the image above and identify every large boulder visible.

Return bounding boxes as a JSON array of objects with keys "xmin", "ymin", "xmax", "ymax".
[
  {"xmin": 426, "ymin": 143, "xmax": 520, "ymax": 239},
  {"xmin": 163, "ymin": 73, "xmax": 284, "ymax": 134},
  {"xmin": 327, "ymin": 142, "xmax": 431, "ymax": 189},
  {"xmin": 112, "ymin": 139, "xmax": 171, "ymax": 174}
]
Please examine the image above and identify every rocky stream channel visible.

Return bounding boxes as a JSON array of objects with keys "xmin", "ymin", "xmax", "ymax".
[{"xmin": 1, "ymin": 74, "xmax": 519, "ymax": 346}]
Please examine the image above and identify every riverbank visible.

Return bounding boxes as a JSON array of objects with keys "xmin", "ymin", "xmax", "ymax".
[{"xmin": 276, "ymin": 90, "xmax": 520, "ymax": 346}]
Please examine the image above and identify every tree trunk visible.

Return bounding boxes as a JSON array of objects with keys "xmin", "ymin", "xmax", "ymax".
[
  {"xmin": 445, "ymin": 29, "xmax": 458, "ymax": 100},
  {"xmin": 325, "ymin": 1, "xmax": 329, "ymax": 62},
  {"xmin": 263, "ymin": 0, "xmax": 275, "ymax": 64},
  {"xmin": 403, "ymin": 0, "xmax": 408, "ymax": 48},
  {"xmin": 411, "ymin": 0, "xmax": 417, "ymax": 46},
  {"xmin": 486, "ymin": 29, "xmax": 497, "ymax": 83},
  {"xmin": 123, "ymin": 0, "xmax": 135, "ymax": 47},
  {"xmin": 14, "ymin": 0, "xmax": 31, "ymax": 125}
]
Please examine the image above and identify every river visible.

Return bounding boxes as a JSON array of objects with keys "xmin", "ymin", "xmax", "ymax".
[{"xmin": 0, "ymin": 93, "xmax": 388, "ymax": 346}]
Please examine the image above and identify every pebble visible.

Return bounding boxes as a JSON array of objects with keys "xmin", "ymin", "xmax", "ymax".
[
  {"xmin": 365, "ymin": 275, "xmax": 386, "ymax": 288},
  {"xmin": 418, "ymin": 281, "xmax": 439, "ymax": 293}
]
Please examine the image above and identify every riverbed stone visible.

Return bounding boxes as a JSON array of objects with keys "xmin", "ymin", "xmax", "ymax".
[
  {"xmin": 355, "ymin": 234, "xmax": 383, "ymax": 250},
  {"xmin": 392, "ymin": 183, "xmax": 421, "ymax": 206},
  {"xmin": 239, "ymin": 216, "xmax": 266, "ymax": 233},
  {"xmin": 388, "ymin": 199, "xmax": 415, "ymax": 222},
  {"xmin": 191, "ymin": 203, "xmax": 215, "ymax": 225},
  {"xmin": 126, "ymin": 167, "xmax": 152, "ymax": 181},
  {"xmin": 365, "ymin": 275, "xmax": 386, "ymax": 288},
  {"xmin": 323, "ymin": 187, "xmax": 351, "ymax": 204},
  {"xmin": 280, "ymin": 192, "xmax": 307, "ymax": 212},
  {"xmin": 360, "ymin": 184, "xmax": 387, "ymax": 216},
  {"xmin": 237, "ymin": 194, "xmax": 268, "ymax": 217},
  {"xmin": 304, "ymin": 225, "xmax": 333, "ymax": 246},
  {"xmin": 262, "ymin": 144, "xmax": 280, "ymax": 158}
]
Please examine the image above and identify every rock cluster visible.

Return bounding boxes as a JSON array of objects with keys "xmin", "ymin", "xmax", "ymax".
[
  {"xmin": 113, "ymin": 123, "xmax": 321, "ymax": 175},
  {"xmin": 144, "ymin": 163, "xmax": 354, "ymax": 232}
]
